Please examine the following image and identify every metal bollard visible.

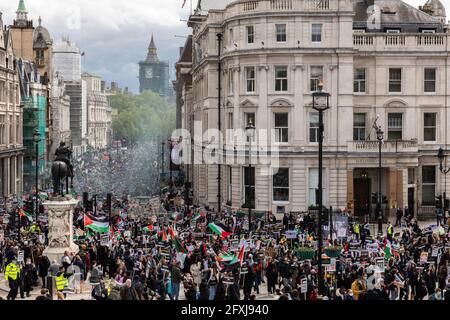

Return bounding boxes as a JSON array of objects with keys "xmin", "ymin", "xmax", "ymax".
[{"xmin": 46, "ymin": 276, "xmax": 55, "ymax": 300}]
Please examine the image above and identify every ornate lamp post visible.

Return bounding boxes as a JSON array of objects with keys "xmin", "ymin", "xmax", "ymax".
[
  {"xmin": 33, "ymin": 130, "xmax": 41, "ymax": 221},
  {"xmin": 246, "ymin": 120, "xmax": 256, "ymax": 232},
  {"xmin": 312, "ymin": 81, "xmax": 330, "ymax": 295},
  {"xmin": 375, "ymin": 126, "xmax": 384, "ymax": 235},
  {"xmin": 437, "ymin": 147, "xmax": 450, "ymax": 222}
]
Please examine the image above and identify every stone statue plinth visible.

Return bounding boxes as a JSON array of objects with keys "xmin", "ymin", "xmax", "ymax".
[{"xmin": 43, "ymin": 195, "xmax": 79, "ymax": 262}]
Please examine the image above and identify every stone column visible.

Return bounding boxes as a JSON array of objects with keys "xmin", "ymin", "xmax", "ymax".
[{"xmin": 43, "ymin": 195, "xmax": 79, "ymax": 262}]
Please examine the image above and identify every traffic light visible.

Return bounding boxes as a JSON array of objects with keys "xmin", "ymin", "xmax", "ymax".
[
  {"xmin": 371, "ymin": 193, "xmax": 378, "ymax": 204},
  {"xmin": 83, "ymin": 192, "xmax": 89, "ymax": 209},
  {"xmin": 445, "ymin": 198, "xmax": 450, "ymax": 211}
]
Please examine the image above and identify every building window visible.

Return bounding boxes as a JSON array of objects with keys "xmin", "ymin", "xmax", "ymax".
[
  {"xmin": 227, "ymin": 167, "xmax": 232, "ymax": 203},
  {"xmin": 245, "ymin": 67, "xmax": 256, "ymax": 93},
  {"xmin": 273, "ymin": 168, "xmax": 289, "ymax": 202},
  {"xmin": 16, "ymin": 115, "xmax": 20, "ymax": 145},
  {"xmin": 353, "ymin": 113, "xmax": 366, "ymax": 141},
  {"xmin": 310, "ymin": 66, "xmax": 323, "ymax": 92},
  {"xmin": 354, "ymin": 68, "xmax": 366, "ymax": 93},
  {"xmin": 274, "ymin": 113, "xmax": 288, "ymax": 143},
  {"xmin": 422, "ymin": 166, "xmax": 436, "ymax": 205},
  {"xmin": 36, "ymin": 50, "xmax": 44, "ymax": 59},
  {"xmin": 275, "ymin": 66, "xmax": 288, "ymax": 92},
  {"xmin": 276, "ymin": 24, "xmax": 287, "ymax": 42},
  {"xmin": 389, "ymin": 68, "xmax": 402, "ymax": 93},
  {"xmin": 388, "ymin": 113, "xmax": 403, "ymax": 140},
  {"xmin": 424, "ymin": 113, "xmax": 437, "ymax": 142},
  {"xmin": 227, "ymin": 113, "xmax": 234, "ymax": 130},
  {"xmin": 228, "ymin": 71, "xmax": 234, "ymax": 95},
  {"xmin": 312, "ymin": 24, "xmax": 322, "ymax": 42},
  {"xmin": 0, "ymin": 115, "xmax": 5, "ymax": 144},
  {"xmin": 0, "ymin": 81, "xmax": 5, "ymax": 102},
  {"xmin": 243, "ymin": 167, "xmax": 255, "ymax": 209},
  {"xmin": 424, "ymin": 68, "xmax": 436, "ymax": 93},
  {"xmin": 309, "ymin": 112, "xmax": 319, "ymax": 143},
  {"xmin": 408, "ymin": 168, "xmax": 415, "ymax": 185},
  {"xmin": 308, "ymin": 168, "xmax": 326, "ymax": 206},
  {"xmin": 246, "ymin": 26, "xmax": 254, "ymax": 44},
  {"xmin": 229, "ymin": 28, "xmax": 234, "ymax": 46},
  {"xmin": 9, "ymin": 116, "xmax": 13, "ymax": 144}
]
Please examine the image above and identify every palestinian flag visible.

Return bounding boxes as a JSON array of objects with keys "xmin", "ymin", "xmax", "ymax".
[
  {"xmin": 84, "ymin": 214, "xmax": 109, "ymax": 233},
  {"xmin": 174, "ymin": 236, "xmax": 187, "ymax": 253},
  {"xmin": 193, "ymin": 208, "xmax": 206, "ymax": 221},
  {"xmin": 217, "ymin": 253, "xmax": 238, "ymax": 265},
  {"xmin": 208, "ymin": 223, "xmax": 232, "ymax": 239},
  {"xmin": 142, "ymin": 224, "xmax": 154, "ymax": 232},
  {"xmin": 384, "ymin": 240, "xmax": 394, "ymax": 260},
  {"xmin": 161, "ymin": 227, "xmax": 168, "ymax": 242},
  {"xmin": 167, "ymin": 226, "xmax": 176, "ymax": 240},
  {"xmin": 238, "ymin": 245, "xmax": 245, "ymax": 267},
  {"xmin": 19, "ymin": 209, "xmax": 33, "ymax": 222}
]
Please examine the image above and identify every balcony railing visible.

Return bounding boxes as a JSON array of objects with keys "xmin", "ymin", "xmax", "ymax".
[
  {"xmin": 270, "ymin": 0, "xmax": 293, "ymax": 10},
  {"xmin": 243, "ymin": 0, "xmax": 259, "ymax": 11},
  {"xmin": 348, "ymin": 140, "xmax": 418, "ymax": 153},
  {"xmin": 353, "ymin": 33, "xmax": 447, "ymax": 51},
  {"xmin": 304, "ymin": 0, "xmax": 330, "ymax": 10},
  {"xmin": 224, "ymin": 0, "xmax": 340, "ymax": 18}
]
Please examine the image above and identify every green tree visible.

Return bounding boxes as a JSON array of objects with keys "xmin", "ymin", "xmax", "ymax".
[{"xmin": 109, "ymin": 91, "xmax": 176, "ymax": 144}]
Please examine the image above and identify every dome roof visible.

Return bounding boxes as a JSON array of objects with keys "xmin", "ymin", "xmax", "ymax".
[
  {"xmin": 33, "ymin": 17, "xmax": 52, "ymax": 48},
  {"xmin": 424, "ymin": 0, "xmax": 446, "ymax": 17}
]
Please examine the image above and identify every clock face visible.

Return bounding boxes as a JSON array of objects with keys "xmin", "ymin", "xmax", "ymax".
[{"xmin": 145, "ymin": 68, "xmax": 153, "ymax": 78}]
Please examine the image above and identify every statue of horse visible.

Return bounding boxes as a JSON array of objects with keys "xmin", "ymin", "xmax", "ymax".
[{"xmin": 52, "ymin": 161, "xmax": 72, "ymax": 196}]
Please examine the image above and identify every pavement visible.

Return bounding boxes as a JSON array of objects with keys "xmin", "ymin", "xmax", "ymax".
[
  {"xmin": 0, "ymin": 275, "xmax": 278, "ymax": 301},
  {"xmin": 0, "ymin": 219, "xmax": 443, "ymax": 300}
]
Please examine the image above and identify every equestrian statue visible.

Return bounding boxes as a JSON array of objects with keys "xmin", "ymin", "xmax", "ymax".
[{"xmin": 52, "ymin": 142, "xmax": 74, "ymax": 196}]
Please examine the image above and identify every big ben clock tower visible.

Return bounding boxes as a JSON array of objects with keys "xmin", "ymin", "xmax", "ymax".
[{"xmin": 138, "ymin": 34, "xmax": 171, "ymax": 96}]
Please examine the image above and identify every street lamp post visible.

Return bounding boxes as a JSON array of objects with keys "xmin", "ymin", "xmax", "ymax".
[
  {"xmin": 312, "ymin": 81, "xmax": 330, "ymax": 296},
  {"xmin": 437, "ymin": 147, "xmax": 450, "ymax": 223},
  {"xmin": 246, "ymin": 121, "xmax": 256, "ymax": 233},
  {"xmin": 33, "ymin": 130, "xmax": 41, "ymax": 222},
  {"xmin": 376, "ymin": 126, "xmax": 384, "ymax": 235}
]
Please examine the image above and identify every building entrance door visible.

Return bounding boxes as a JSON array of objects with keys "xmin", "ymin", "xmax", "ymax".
[
  {"xmin": 408, "ymin": 187, "xmax": 415, "ymax": 218},
  {"xmin": 354, "ymin": 178, "xmax": 371, "ymax": 218}
]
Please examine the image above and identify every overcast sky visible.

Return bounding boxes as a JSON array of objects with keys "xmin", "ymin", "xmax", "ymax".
[{"xmin": 1, "ymin": 0, "xmax": 448, "ymax": 93}]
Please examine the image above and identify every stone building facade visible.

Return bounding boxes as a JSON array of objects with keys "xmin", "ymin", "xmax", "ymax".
[
  {"xmin": 184, "ymin": 0, "xmax": 450, "ymax": 220},
  {"xmin": 0, "ymin": 13, "xmax": 24, "ymax": 197},
  {"xmin": 53, "ymin": 38, "xmax": 87, "ymax": 156},
  {"xmin": 50, "ymin": 72, "xmax": 71, "ymax": 156},
  {"xmin": 82, "ymin": 72, "xmax": 110, "ymax": 149}
]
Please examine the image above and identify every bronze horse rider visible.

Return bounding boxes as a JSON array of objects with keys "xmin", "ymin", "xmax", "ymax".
[{"xmin": 52, "ymin": 142, "xmax": 74, "ymax": 196}]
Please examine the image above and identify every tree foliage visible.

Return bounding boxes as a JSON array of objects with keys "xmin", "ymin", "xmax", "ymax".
[{"xmin": 109, "ymin": 91, "xmax": 176, "ymax": 144}]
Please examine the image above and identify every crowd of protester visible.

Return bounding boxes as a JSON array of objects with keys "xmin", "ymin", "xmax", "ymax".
[{"xmin": 1, "ymin": 191, "xmax": 449, "ymax": 301}]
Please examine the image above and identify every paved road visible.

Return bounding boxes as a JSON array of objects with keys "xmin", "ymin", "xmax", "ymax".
[{"xmin": 0, "ymin": 219, "xmax": 441, "ymax": 300}]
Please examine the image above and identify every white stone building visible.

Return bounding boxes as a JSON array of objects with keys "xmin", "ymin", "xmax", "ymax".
[
  {"xmin": 0, "ymin": 13, "xmax": 23, "ymax": 197},
  {"xmin": 82, "ymin": 72, "xmax": 110, "ymax": 149},
  {"xmin": 50, "ymin": 72, "xmax": 71, "ymax": 156},
  {"xmin": 184, "ymin": 0, "xmax": 450, "ymax": 220},
  {"xmin": 53, "ymin": 38, "xmax": 87, "ymax": 156}
]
